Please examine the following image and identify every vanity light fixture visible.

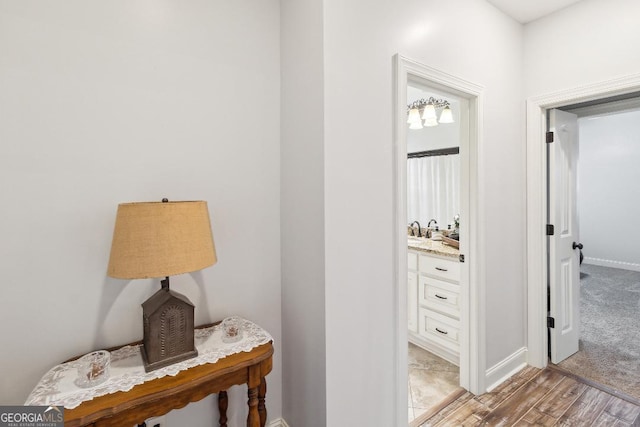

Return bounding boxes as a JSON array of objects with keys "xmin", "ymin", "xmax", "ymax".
[{"xmin": 407, "ymin": 96, "xmax": 454, "ymax": 128}]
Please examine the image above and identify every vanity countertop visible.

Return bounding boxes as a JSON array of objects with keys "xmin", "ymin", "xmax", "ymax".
[{"xmin": 408, "ymin": 236, "xmax": 459, "ymax": 259}]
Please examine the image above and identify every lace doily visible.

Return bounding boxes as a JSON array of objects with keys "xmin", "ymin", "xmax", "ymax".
[{"xmin": 25, "ymin": 317, "xmax": 273, "ymax": 409}]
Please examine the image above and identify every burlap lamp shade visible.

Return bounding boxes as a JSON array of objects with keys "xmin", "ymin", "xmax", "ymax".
[
  {"xmin": 108, "ymin": 201, "xmax": 216, "ymax": 279},
  {"xmin": 107, "ymin": 199, "xmax": 217, "ymax": 372}
]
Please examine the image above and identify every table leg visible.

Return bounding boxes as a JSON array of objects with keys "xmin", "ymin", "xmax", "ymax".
[
  {"xmin": 218, "ymin": 390, "xmax": 228, "ymax": 427},
  {"xmin": 247, "ymin": 386, "xmax": 260, "ymax": 427},
  {"xmin": 258, "ymin": 378, "xmax": 267, "ymax": 427}
]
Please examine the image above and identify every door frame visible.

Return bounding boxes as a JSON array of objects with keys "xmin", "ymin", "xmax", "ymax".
[
  {"xmin": 526, "ymin": 73, "xmax": 640, "ymax": 368},
  {"xmin": 393, "ymin": 54, "xmax": 485, "ymax": 425}
]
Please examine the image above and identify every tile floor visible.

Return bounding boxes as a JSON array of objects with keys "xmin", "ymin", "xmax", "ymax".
[{"xmin": 408, "ymin": 343, "xmax": 460, "ymax": 423}]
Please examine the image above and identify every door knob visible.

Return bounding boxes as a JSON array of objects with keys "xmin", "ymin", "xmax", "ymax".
[{"xmin": 572, "ymin": 242, "xmax": 583, "ymax": 250}]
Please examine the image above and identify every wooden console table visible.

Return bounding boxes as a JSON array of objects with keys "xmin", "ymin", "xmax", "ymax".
[{"xmin": 63, "ymin": 338, "xmax": 273, "ymax": 427}]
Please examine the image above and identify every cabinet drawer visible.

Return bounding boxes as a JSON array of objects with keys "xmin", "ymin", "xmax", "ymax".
[
  {"xmin": 418, "ymin": 307, "xmax": 460, "ymax": 351},
  {"xmin": 418, "ymin": 255, "xmax": 460, "ymax": 282},
  {"xmin": 418, "ymin": 276, "xmax": 460, "ymax": 319},
  {"xmin": 408, "ymin": 251, "xmax": 418, "ymax": 271}
]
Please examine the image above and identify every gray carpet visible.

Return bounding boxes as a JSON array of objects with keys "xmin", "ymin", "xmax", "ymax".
[{"xmin": 557, "ymin": 263, "xmax": 640, "ymax": 400}]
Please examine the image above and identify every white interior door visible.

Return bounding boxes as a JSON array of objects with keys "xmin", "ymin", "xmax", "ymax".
[{"xmin": 549, "ymin": 109, "xmax": 581, "ymax": 364}]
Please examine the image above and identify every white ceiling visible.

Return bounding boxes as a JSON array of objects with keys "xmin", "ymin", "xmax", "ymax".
[{"xmin": 485, "ymin": 0, "xmax": 585, "ymax": 24}]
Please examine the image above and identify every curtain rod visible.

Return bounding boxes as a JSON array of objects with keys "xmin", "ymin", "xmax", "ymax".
[{"xmin": 408, "ymin": 147, "xmax": 459, "ymax": 159}]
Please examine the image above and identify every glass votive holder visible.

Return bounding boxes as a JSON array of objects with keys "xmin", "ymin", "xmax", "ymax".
[
  {"xmin": 76, "ymin": 350, "xmax": 110, "ymax": 388},
  {"xmin": 221, "ymin": 317, "xmax": 243, "ymax": 343}
]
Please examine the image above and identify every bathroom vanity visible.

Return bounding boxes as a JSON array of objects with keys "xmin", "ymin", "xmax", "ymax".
[{"xmin": 408, "ymin": 237, "xmax": 461, "ymax": 365}]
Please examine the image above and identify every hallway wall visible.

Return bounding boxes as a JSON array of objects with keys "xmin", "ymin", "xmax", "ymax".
[
  {"xmin": 322, "ymin": 0, "xmax": 524, "ymax": 424},
  {"xmin": 524, "ymin": 0, "xmax": 640, "ymax": 97},
  {"xmin": 280, "ymin": 0, "xmax": 327, "ymax": 425},
  {"xmin": 0, "ymin": 3, "xmax": 282, "ymax": 425}
]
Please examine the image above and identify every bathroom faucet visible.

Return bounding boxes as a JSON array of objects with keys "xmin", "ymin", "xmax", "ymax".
[
  {"xmin": 410, "ymin": 221, "xmax": 421, "ymax": 237},
  {"xmin": 425, "ymin": 219, "xmax": 438, "ymax": 238}
]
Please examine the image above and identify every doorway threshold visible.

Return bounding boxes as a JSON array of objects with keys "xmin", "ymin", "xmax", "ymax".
[
  {"xmin": 409, "ymin": 387, "xmax": 467, "ymax": 427},
  {"xmin": 547, "ymin": 363, "xmax": 640, "ymax": 406}
]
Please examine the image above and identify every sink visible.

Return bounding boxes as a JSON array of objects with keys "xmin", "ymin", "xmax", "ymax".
[{"xmin": 407, "ymin": 236, "xmax": 429, "ymax": 245}]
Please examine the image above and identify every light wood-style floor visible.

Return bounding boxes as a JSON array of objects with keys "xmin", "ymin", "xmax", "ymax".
[{"xmin": 419, "ymin": 365, "xmax": 640, "ymax": 426}]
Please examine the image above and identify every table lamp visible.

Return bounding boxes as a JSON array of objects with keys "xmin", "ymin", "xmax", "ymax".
[{"xmin": 107, "ymin": 199, "xmax": 217, "ymax": 372}]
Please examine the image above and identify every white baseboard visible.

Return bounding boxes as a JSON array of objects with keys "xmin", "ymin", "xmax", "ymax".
[
  {"xmin": 267, "ymin": 418, "xmax": 290, "ymax": 427},
  {"xmin": 485, "ymin": 347, "xmax": 527, "ymax": 392},
  {"xmin": 583, "ymin": 257, "xmax": 640, "ymax": 272}
]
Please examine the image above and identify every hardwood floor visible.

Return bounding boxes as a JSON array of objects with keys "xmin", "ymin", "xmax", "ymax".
[{"xmin": 420, "ymin": 366, "xmax": 640, "ymax": 426}]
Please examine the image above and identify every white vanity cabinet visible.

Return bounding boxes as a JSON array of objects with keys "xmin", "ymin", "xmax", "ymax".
[
  {"xmin": 408, "ymin": 249, "xmax": 461, "ymax": 365},
  {"xmin": 407, "ymin": 252, "xmax": 419, "ymax": 333}
]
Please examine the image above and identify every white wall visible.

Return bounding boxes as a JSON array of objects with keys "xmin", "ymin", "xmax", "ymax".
[
  {"xmin": 280, "ymin": 0, "xmax": 327, "ymax": 425},
  {"xmin": 323, "ymin": 0, "xmax": 524, "ymax": 424},
  {"xmin": 578, "ymin": 110, "xmax": 640, "ymax": 270},
  {"xmin": 0, "ymin": 1, "xmax": 282, "ymax": 425},
  {"xmin": 524, "ymin": 0, "xmax": 640, "ymax": 98}
]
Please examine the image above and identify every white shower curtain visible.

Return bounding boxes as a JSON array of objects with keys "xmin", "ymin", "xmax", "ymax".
[{"xmin": 407, "ymin": 155, "xmax": 460, "ymax": 229}]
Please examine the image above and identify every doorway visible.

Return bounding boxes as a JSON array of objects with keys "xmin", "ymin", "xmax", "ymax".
[
  {"xmin": 393, "ymin": 55, "xmax": 484, "ymax": 426},
  {"xmin": 406, "ymin": 82, "xmax": 465, "ymax": 425},
  {"xmin": 525, "ymin": 73, "xmax": 640, "ymax": 380},
  {"xmin": 547, "ymin": 100, "xmax": 640, "ymax": 400}
]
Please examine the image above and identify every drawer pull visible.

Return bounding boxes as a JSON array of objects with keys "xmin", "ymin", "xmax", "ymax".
[
  {"xmin": 435, "ymin": 327, "xmax": 448, "ymax": 335},
  {"xmin": 435, "ymin": 267, "xmax": 448, "ymax": 272},
  {"xmin": 435, "ymin": 294, "xmax": 448, "ymax": 300}
]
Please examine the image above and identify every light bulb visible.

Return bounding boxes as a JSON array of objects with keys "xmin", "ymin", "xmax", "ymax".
[
  {"xmin": 424, "ymin": 117, "xmax": 438, "ymax": 127},
  {"xmin": 407, "ymin": 108, "xmax": 421, "ymax": 124},
  {"xmin": 439, "ymin": 106, "xmax": 454, "ymax": 123},
  {"xmin": 422, "ymin": 104, "xmax": 437, "ymax": 121},
  {"xmin": 409, "ymin": 120, "xmax": 423, "ymax": 130}
]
